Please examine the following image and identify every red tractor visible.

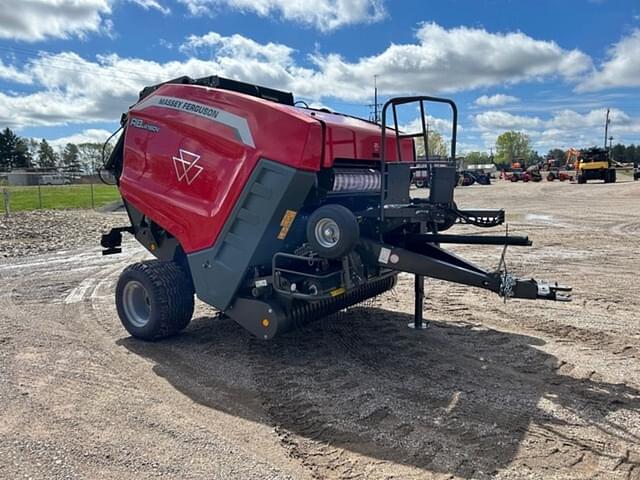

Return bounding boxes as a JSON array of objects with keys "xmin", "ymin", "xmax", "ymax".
[
  {"xmin": 505, "ymin": 168, "xmax": 530, "ymax": 182},
  {"xmin": 546, "ymin": 169, "xmax": 574, "ymax": 182}
]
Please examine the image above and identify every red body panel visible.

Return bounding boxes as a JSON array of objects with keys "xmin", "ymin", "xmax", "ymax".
[
  {"xmin": 297, "ymin": 110, "xmax": 415, "ymax": 166},
  {"xmin": 120, "ymin": 84, "xmax": 414, "ymax": 253}
]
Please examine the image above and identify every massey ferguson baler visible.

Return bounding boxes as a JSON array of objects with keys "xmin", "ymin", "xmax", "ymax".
[{"xmin": 102, "ymin": 75, "xmax": 571, "ymax": 340}]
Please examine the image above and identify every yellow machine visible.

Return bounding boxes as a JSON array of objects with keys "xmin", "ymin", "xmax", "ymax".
[
  {"xmin": 574, "ymin": 147, "xmax": 616, "ymax": 184},
  {"xmin": 565, "ymin": 148, "xmax": 580, "ymax": 169}
]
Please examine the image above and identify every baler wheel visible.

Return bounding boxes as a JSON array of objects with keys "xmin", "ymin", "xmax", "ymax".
[
  {"xmin": 307, "ymin": 204, "xmax": 359, "ymax": 259},
  {"xmin": 115, "ymin": 261, "xmax": 194, "ymax": 340}
]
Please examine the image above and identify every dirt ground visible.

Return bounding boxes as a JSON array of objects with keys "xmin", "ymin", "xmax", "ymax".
[{"xmin": 1, "ymin": 179, "xmax": 639, "ymax": 479}]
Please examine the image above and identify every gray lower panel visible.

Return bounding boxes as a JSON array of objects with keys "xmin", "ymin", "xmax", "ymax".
[{"xmin": 187, "ymin": 159, "xmax": 315, "ymax": 311}]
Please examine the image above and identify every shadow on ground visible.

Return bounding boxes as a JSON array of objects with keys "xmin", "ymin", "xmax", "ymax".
[{"xmin": 118, "ymin": 306, "xmax": 640, "ymax": 478}]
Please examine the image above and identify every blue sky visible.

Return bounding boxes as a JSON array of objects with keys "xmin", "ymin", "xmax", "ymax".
[{"xmin": 1, "ymin": 0, "xmax": 639, "ymax": 153}]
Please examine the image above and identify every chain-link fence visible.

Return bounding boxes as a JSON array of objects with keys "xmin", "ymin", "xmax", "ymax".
[{"xmin": 0, "ymin": 183, "xmax": 120, "ymax": 215}]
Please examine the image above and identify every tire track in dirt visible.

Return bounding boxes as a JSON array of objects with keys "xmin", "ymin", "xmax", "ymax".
[
  {"xmin": 609, "ymin": 220, "xmax": 640, "ymax": 237},
  {"xmin": 2, "ymin": 246, "xmax": 311, "ymax": 479},
  {"xmin": 246, "ymin": 300, "xmax": 639, "ymax": 479},
  {"xmin": 3, "ymin": 181, "xmax": 640, "ymax": 479},
  {"xmin": 1, "ymin": 247, "xmax": 145, "ymax": 399}
]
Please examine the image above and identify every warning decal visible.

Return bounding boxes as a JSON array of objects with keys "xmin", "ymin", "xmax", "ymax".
[{"xmin": 277, "ymin": 210, "xmax": 298, "ymax": 240}]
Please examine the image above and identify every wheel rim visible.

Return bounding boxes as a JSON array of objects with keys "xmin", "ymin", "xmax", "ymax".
[
  {"xmin": 123, "ymin": 280, "xmax": 151, "ymax": 328},
  {"xmin": 314, "ymin": 218, "xmax": 340, "ymax": 249}
]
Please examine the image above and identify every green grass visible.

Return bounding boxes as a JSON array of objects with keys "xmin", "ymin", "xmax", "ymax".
[{"xmin": 0, "ymin": 184, "xmax": 121, "ymax": 212}]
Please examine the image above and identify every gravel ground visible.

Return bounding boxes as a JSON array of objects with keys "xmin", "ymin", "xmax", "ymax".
[
  {"xmin": 0, "ymin": 180, "xmax": 639, "ymax": 479},
  {"xmin": 0, "ymin": 208, "xmax": 126, "ymax": 258}
]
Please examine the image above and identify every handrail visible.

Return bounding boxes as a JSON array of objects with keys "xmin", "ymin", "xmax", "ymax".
[{"xmin": 379, "ymin": 96, "xmax": 458, "ymax": 227}]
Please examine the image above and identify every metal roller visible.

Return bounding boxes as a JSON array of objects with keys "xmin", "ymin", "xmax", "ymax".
[{"xmin": 332, "ymin": 168, "xmax": 381, "ymax": 192}]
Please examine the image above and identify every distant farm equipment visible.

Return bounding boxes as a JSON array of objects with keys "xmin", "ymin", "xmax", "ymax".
[
  {"xmin": 546, "ymin": 169, "xmax": 574, "ymax": 182},
  {"xmin": 526, "ymin": 165, "xmax": 543, "ymax": 182},
  {"xmin": 543, "ymin": 156, "xmax": 575, "ymax": 182},
  {"xmin": 412, "ymin": 164, "xmax": 491, "ymax": 188},
  {"xmin": 575, "ymin": 147, "xmax": 616, "ymax": 184},
  {"xmin": 458, "ymin": 170, "xmax": 491, "ymax": 186},
  {"xmin": 504, "ymin": 168, "xmax": 531, "ymax": 182}
]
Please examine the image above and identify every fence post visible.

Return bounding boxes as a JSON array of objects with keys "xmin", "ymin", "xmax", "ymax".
[
  {"xmin": 90, "ymin": 183, "xmax": 95, "ymax": 209},
  {"xmin": 2, "ymin": 189, "xmax": 9, "ymax": 217},
  {"xmin": 38, "ymin": 184, "xmax": 43, "ymax": 209}
]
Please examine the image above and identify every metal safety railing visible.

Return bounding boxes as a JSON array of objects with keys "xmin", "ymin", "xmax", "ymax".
[{"xmin": 378, "ymin": 96, "xmax": 458, "ymax": 223}]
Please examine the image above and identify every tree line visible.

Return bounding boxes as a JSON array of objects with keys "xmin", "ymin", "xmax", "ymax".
[
  {"xmin": 0, "ymin": 127, "xmax": 111, "ymax": 173},
  {"xmin": 4, "ymin": 124, "xmax": 639, "ymax": 173},
  {"xmin": 465, "ymin": 131, "xmax": 640, "ymax": 168},
  {"xmin": 610, "ymin": 144, "xmax": 640, "ymax": 164}
]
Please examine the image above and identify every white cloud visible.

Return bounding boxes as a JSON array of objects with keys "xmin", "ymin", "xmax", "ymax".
[
  {"xmin": 0, "ymin": 60, "xmax": 33, "ymax": 84},
  {"xmin": 172, "ymin": 22, "xmax": 633, "ymax": 109},
  {"xmin": 129, "ymin": 0, "xmax": 170, "ymax": 14},
  {"xmin": 307, "ymin": 101, "xmax": 332, "ymax": 110},
  {"xmin": 180, "ymin": 32, "xmax": 294, "ymax": 64},
  {"xmin": 0, "ymin": 0, "xmax": 170, "ymax": 41},
  {"xmin": 300, "ymin": 22, "xmax": 592, "ymax": 101},
  {"xmin": 177, "ymin": 24, "xmax": 593, "ymax": 102},
  {"xmin": 474, "ymin": 94, "xmax": 519, "ymax": 107},
  {"xmin": 0, "ymin": 51, "xmax": 230, "ymax": 127},
  {"xmin": 0, "ymin": 27, "xmax": 597, "ymax": 130},
  {"xmin": 578, "ymin": 29, "xmax": 640, "ymax": 91},
  {"xmin": 474, "ymin": 108, "xmax": 632, "ymax": 133},
  {"xmin": 178, "ymin": 0, "xmax": 386, "ymax": 31},
  {"xmin": 47, "ymin": 128, "xmax": 113, "ymax": 148},
  {"xmin": 474, "ymin": 111, "xmax": 543, "ymax": 130},
  {"xmin": 0, "ymin": 0, "xmax": 111, "ymax": 41},
  {"xmin": 473, "ymin": 108, "xmax": 640, "ymax": 151},
  {"xmin": 401, "ymin": 115, "xmax": 459, "ymax": 136},
  {"xmin": 546, "ymin": 108, "xmax": 630, "ymax": 129}
]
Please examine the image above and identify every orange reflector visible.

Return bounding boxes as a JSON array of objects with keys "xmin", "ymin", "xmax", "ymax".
[{"xmin": 261, "ymin": 318, "xmax": 270, "ymax": 328}]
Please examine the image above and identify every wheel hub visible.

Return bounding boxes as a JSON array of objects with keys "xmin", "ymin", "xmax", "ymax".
[
  {"xmin": 122, "ymin": 280, "xmax": 151, "ymax": 328},
  {"xmin": 315, "ymin": 218, "xmax": 340, "ymax": 248}
]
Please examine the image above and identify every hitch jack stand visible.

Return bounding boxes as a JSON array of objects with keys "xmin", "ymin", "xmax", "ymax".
[
  {"xmin": 408, "ymin": 273, "xmax": 428, "ymax": 330},
  {"xmin": 409, "ymin": 222, "xmax": 435, "ymax": 330}
]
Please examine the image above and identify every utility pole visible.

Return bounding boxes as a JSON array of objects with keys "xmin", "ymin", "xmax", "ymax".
[
  {"xmin": 604, "ymin": 108, "xmax": 610, "ymax": 149},
  {"xmin": 608, "ymin": 136, "xmax": 615, "ymax": 164},
  {"xmin": 425, "ymin": 119, "xmax": 430, "ymax": 160},
  {"xmin": 374, "ymin": 75, "xmax": 378, "ymax": 124},
  {"xmin": 368, "ymin": 75, "xmax": 382, "ymax": 124}
]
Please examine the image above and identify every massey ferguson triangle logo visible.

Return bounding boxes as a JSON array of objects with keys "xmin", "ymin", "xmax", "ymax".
[{"xmin": 173, "ymin": 149, "xmax": 203, "ymax": 185}]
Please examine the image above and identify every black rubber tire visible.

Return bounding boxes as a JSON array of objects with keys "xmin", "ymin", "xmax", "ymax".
[
  {"xmin": 577, "ymin": 174, "xmax": 586, "ymax": 184},
  {"xmin": 306, "ymin": 204, "xmax": 359, "ymax": 259},
  {"xmin": 609, "ymin": 169, "xmax": 616, "ymax": 183},
  {"xmin": 115, "ymin": 260, "xmax": 194, "ymax": 340}
]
